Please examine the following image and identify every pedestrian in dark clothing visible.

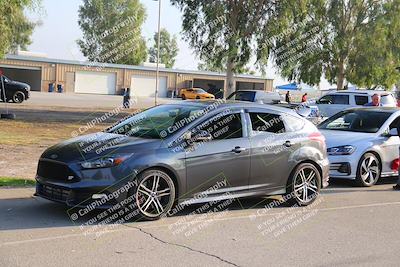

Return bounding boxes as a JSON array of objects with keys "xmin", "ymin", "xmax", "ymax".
[
  {"xmin": 285, "ymin": 91, "xmax": 291, "ymax": 103},
  {"xmin": 123, "ymin": 88, "xmax": 131, "ymax": 109}
]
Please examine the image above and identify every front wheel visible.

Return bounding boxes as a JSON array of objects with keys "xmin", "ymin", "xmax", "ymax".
[
  {"xmin": 355, "ymin": 153, "xmax": 381, "ymax": 187},
  {"xmin": 134, "ymin": 169, "xmax": 176, "ymax": 220},
  {"xmin": 12, "ymin": 91, "xmax": 25, "ymax": 103},
  {"xmin": 181, "ymin": 94, "xmax": 186, "ymax": 100},
  {"xmin": 286, "ymin": 163, "xmax": 321, "ymax": 206}
]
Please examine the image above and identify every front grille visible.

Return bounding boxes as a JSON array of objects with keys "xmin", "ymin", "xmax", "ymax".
[
  {"xmin": 37, "ymin": 159, "xmax": 77, "ymax": 182},
  {"xmin": 37, "ymin": 183, "xmax": 70, "ymax": 202}
]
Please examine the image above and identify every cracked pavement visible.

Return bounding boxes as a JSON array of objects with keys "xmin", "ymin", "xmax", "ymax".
[{"xmin": 1, "ymin": 179, "xmax": 400, "ymax": 267}]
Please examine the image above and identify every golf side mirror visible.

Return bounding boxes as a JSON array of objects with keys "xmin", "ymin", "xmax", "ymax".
[{"xmin": 389, "ymin": 128, "xmax": 399, "ymax": 137}]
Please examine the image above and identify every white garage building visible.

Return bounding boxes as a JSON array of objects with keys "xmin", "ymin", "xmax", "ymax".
[{"xmin": 0, "ymin": 54, "xmax": 274, "ymax": 98}]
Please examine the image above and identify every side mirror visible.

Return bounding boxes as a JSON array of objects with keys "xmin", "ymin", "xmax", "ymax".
[
  {"xmin": 388, "ymin": 128, "xmax": 399, "ymax": 137},
  {"xmin": 194, "ymin": 130, "xmax": 212, "ymax": 142}
]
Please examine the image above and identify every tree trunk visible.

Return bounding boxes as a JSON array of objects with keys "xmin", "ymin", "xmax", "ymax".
[
  {"xmin": 225, "ymin": 58, "xmax": 235, "ymax": 98},
  {"xmin": 337, "ymin": 60, "xmax": 346, "ymax": 90}
]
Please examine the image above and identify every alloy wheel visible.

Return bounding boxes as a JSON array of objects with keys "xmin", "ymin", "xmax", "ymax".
[
  {"xmin": 293, "ymin": 166, "xmax": 319, "ymax": 204},
  {"xmin": 135, "ymin": 171, "xmax": 175, "ymax": 219},
  {"xmin": 359, "ymin": 155, "xmax": 380, "ymax": 186}
]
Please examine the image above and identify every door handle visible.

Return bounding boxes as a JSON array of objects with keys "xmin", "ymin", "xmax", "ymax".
[
  {"xmin": 231, "ymin": 146, "xmax": 246, "ymax": 153},
  {"xmin": 283, "ymin": 141, "xmax": 292, "ymax": 147}
]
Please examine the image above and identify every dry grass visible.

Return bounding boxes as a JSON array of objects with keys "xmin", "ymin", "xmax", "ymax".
[{"xmin": 0, "ymin": 120, "xmax": 104, "ymax": 145}]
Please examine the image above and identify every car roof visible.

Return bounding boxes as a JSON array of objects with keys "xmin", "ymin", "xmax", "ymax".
[
  {"xmin": 328, "ymin": 90, "xmax": 393, "ymax": 96},
  {"xmin": 168, "ymin": 100, "xmax": 298, "ymax": 115},
  {"xmin": 343, "ymin": 107, "xmax": 400, "ymax": 113}
]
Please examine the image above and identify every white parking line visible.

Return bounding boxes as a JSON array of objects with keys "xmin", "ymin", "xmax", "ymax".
[{"xmin": 2, "ymin": 201, "xmax": 400, "ymax": 247}]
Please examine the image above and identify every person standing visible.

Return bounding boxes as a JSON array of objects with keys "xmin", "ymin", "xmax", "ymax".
[
  {"xmin": 301, "ymin": 93, "xmax": 308, "ymax": 103},
  {"xmin": 394, "ymin": 122, "xmax": 400, "ymax": 190},
  {"xmin": 285, "ymin": 91, "xmax": 291, "ymax": 103},
  {"xmin": 364, "ymin": 94, "xmax": 382, "ymax": 106}
]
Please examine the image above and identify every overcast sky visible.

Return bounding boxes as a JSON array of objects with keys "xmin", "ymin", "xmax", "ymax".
[{"xmin": 27, "ymin": 0, "xmax": 332, "ymax": 88}]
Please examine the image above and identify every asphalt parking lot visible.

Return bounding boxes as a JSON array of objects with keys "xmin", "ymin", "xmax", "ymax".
[{"xmin": 1, "ymin": 178, "xmax": 399, "ymax": 267}]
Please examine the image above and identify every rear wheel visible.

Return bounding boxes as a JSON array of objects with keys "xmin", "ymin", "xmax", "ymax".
[
  {"xmin": 181, "ymin": 94, "xmax": 186, "ymax": 100},
  {"xmin": 196, "ymin": 96, "xmax": 200, "ymax": 99},
  {"xmin": 12, "ymin": 91, "xmax": 25, "ymax": 103},
  {"xmin": 355, "ymin": 153, "xmax": 381, "ymax": 187},
  {"xmin": 134, "ymin": 169, "xmax": 176, "ymax": 220},
  {"xmin": 286, "ymin": 163, "xmax": 321, "ymax": 206}
]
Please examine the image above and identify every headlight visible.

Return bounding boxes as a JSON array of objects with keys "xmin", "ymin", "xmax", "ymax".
[
  {"xmin": 327, "ymin": 145, "xmax": 355, "ymax": 155},
  {"xmin": 80, "ymin": 154, "xmax": 131, "ymax": 169}
]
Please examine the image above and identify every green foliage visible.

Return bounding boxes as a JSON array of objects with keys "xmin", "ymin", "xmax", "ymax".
[
  {"xmin": 271, "ymin": 0, "xmax": 400, "ymax": 90},
  {"xmin": 0, "ymin": 0, "xmax": 41, "ymax": 59},
  {"xmin": 149, "ymin": 28, "xmax": 179, "ymax": 68},
  {"xmin": 171, "ymin": 0, "xmax": 274, "ymax": 94},
  {"xmin": 77, "ymin": 0, "xmax": 148, "ymax": 65}
]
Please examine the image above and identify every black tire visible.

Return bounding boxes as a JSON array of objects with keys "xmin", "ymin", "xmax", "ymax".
[
  {"xmin": 0, "ymin": 113, "xmax": 16, "ymax": 119},
  {"xmin": 12, "ymin": 91, "xmax": 25, "ymax": 103},
  {"xmin": 355, "ymin": 152, "xmax": 381, "ymax": 187},
  {"xmin": 196, "ymin": 96, "xmax": 200, "ymax": 99},
  {"xmin": 181, "ymin": 94, "xmax": 186, "ymax": 100},
  {"xmin": 133, "ymin": 169, "xmax": 176, "ymax": 221},
  {"xmin": 285, "ymin": 163, "xmax": 321, "ymax": 206}
]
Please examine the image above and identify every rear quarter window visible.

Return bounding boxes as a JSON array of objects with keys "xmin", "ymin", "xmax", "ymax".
[{"xmin": 282, "ymin": 114, "xmax": 305, "ymax": 132}]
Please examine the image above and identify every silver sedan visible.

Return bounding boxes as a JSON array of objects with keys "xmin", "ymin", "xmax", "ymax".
[{"xmin": 319, "ymin": 107, "xmax": 400, "ymax": 186}]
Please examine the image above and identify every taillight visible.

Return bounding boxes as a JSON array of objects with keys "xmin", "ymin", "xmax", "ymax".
[
  {"xmin": 308, "ymin": 132, "xmax": 326, "ymax": 148},
  {"xmin": 391, "ymin": 158, "xmax": 400, "ymax": 171}
]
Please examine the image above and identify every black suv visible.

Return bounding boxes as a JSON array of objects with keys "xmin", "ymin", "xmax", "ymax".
[{"xmin": 0, "ymin": 75, "xmax": 31, "ymax": 103}]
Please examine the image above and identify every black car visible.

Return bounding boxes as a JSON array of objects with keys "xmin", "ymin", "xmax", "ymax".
[{"xmin": 0, "ymin": 75, "xmax": 31, "ymax": 103}]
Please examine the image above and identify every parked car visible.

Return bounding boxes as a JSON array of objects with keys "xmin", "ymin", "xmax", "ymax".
[
  {"xmin": 227, "ymin": 90, "xmax": 282, "ymax": 104},
  {"xmin": 274, "ymin": 103, "xmax": 323, "ymax": 125},
  {"xmin": 179, "ymin": 88, "xmax": 215, "ymax": 100},
  {"xmin": 315, "ymin": 91, "xmax": 397, "ymax": 117},
  {"xmin": 0, "ymin": 75, "xmax": 31, "ymax": 103},
  {"xmin": 319, "ymin": 107, "xmax": 400, "ymax": 186},
  {"xmin": 35, "ymin": 101, "xmax": 329, "ymax": 220}
]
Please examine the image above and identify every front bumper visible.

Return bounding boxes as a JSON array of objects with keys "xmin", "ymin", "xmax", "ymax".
[
  {"xmin": 34, "ymin": 177, "xmax": 133, "ymax": 209},
  {"xmin": 328, "ymin": 154, "xmax": 358, "ymax": 180},
  {"xmin": 319, "ymin": 158, "xmax": 330, "ymax": 188}
]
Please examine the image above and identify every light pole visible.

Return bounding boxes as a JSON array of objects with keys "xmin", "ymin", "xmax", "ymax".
[{"xmin": 153, "ymin": 0, "xmax": 162, "ymax": 106}]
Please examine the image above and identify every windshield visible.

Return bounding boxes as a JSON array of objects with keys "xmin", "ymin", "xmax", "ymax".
[
  {"xmin": 107, "ymin": 105, "xmax": 204, "ymax": 139},
  {"xmin": 318, "ymin": 110, "xmax": 392, "ymax": 133},
  {"xmin": 194, "ymin": 89, "xmax": 206, "ymax": 93},
  {"xmin": 227, "ymin": 91, "xmax": 256, "ymax": 102}
]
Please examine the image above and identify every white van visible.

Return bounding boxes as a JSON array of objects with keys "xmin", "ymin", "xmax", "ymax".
[{"xmin": 316, "ymin": 91, "xmax": 397, "ymax": 117}]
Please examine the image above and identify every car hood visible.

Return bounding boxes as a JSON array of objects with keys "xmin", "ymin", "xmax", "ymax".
[
  {"xmin": 319, "ymin": 129, "xmax": 374, "ymax": 148},
  {"xmin": 41, "ymin": 132, "xmax": 161, "ymax": 163},
  {"xmin": 9, "ymin": 80, "xmax": 30, "ymax": 89}
]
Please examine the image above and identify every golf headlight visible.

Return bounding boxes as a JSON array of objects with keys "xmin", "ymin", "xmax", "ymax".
[
  {"xmin": 327, "ymin": 145, "xmax": 355, "ymax": 155},
  {"xmin": 81, "ymin": 154, "xmax": 131, "ymax": 169}
]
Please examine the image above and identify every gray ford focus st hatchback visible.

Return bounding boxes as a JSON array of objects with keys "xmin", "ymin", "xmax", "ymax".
[{"xmin": 35, "ymin": 100, "xmax": 329, "ymax": 220}]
